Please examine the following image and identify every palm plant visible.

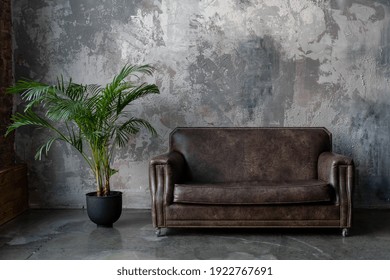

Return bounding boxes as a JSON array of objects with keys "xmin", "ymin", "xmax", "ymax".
[{"xmin": 6, "ymin": 64, "xmax": 159, "ymax": 197}]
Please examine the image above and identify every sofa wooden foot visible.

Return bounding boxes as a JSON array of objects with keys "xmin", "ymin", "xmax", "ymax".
[
  {"xmin": 155, "ymin": 228, "xmax": 163, "ymax": 237},
  {"xmin": 342, "ymin": 228, "xmax": 349, "ymax": 237}
]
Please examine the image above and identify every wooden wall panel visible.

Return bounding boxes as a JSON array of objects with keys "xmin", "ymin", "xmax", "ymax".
[{"xmin": 0, "ymin": 164, "xmax": 28, "ymax": 225}]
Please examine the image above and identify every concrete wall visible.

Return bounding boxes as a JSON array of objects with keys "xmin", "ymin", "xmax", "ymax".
[{"xmin": 12, "ymin": 0, "xmax": 390, "ymax": 208}]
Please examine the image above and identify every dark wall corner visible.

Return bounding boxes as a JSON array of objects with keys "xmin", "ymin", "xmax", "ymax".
[{"xmin": 0, "ymin": 0, "xmax": 15, "ymax": 169}]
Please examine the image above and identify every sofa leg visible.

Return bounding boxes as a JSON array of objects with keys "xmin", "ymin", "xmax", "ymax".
[
  {"xmin": 342, "ymin": 228, "xmax": 349, "ymax": 237},
  {"xmin": 155, "ymin": 228, "xmax": 163, "ymax": 237}
]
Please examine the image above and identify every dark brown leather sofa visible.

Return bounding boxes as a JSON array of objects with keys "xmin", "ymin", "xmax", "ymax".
[{"xmin": 149, "ymin": 127, "xmax": 354, "ymax": 236}]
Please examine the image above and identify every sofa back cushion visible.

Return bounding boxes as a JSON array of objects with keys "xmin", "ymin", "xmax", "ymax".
[{"xmin": 170, "ymin": 127, "xmax": 332, "ymax": 183}]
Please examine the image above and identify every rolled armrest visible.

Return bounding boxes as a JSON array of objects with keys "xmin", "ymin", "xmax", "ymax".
[
  {"xmin": 149, "ymin": 151, "xmax": 186, "ymax": 228},
  {"xmin": 318, "ymin": 152, "xmax": 354, "ymax": 228},
  {"xmin": 150, "ymin": 151, "xmax": 185, "ymax": 166}
]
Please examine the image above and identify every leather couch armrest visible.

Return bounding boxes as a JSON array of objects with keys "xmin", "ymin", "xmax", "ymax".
[
  {"xmin": 149, "ymin": 151, "xmax": 186, "ymax": 228},
  {"xmin": 318, "ymin": 152, "xmax": 354, "ymax": 228},
  {"xmin": 150, "ymin": 151, "xmax": 185, "ymax": 166}
]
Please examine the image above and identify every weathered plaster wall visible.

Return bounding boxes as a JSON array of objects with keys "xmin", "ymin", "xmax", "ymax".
[{"xmin": 12, "ymin": 0, "xmax": 390, "ymax": 208}]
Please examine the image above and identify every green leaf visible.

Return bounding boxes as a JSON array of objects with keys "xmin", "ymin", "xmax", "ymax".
[
  {"xmin": 113, "ymin": 118, "xmax": 156, "ymax": 147},
  {"xmin": 6, "ymin": 110, "xmax": 53, "ymax": 136},
  {"xmin": 35, "ymin": 137, "xmax": 58, "ymax": 160},
  {"xmin": 116, "ymin": 83, "xmax": 159, "ymax": 114},
  {"xmin": 110, "ymin": 168, "xmax": 118, "ymax": 176},
  {"xmin": 7, "ymin": 79, "xmax": 54, "ymax": 101}
]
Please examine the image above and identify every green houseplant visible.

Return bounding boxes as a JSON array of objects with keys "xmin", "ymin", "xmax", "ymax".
[{"xmin": 6, "ymin": 64, "xmax": 159, "ymax": 226}]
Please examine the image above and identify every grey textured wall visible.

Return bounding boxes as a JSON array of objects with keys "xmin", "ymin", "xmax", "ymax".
[{"xmin": 12, "ymin": 0, "xmax": 390, "ymax": 208}]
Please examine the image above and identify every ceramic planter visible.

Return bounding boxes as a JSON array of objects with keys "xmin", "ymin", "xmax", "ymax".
[{"xmin": 86, "ymin": 191, "xmax": 122, "ymax": 227}]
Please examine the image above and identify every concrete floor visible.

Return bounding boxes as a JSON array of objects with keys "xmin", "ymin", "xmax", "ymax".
[{"xmin": 0, "ymin": 209, "xmax": 389, "ymax": 260}]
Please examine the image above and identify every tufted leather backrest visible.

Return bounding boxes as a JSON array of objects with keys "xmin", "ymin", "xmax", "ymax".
[{"xmin": 170, "ymin": 127, "xmax": 332, "ymax": 183}]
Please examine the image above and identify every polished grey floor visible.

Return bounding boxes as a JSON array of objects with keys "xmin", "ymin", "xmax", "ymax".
[{"xmin": 0, "ymin": 209, "xmax": 389, "ymax": 260}]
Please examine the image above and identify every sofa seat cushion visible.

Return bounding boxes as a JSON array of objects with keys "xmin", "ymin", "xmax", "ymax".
[{"xmin": 173, "ymin": 180, "xmax": 334, "ymax": 205}]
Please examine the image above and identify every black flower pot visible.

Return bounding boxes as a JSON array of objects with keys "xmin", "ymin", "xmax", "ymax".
[{"xmin": 86, "ymin": 191, "xmax": 122, "ymax": 227}]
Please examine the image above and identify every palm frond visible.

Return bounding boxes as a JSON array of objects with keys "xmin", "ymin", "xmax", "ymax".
[
  {"xmin": 128, "ymin": 64, "xmax": 156, "ymax": 77},
  {"xmin": 113, "ymin": 118, "xmax": 156, "ymax": 147},
  {"xmin": 7, "ymin": 79, "xmax": 54, "ymax": 102},
  {"xmin": 42, "ymin": 81, "xmax": 98, "ymax": 124},
  {"xmin": 86, "ymin": 84, "xmax": 103, "ymax": 98},
  {"xmin": 103, "ymin": 64, "xmax": 157, "ymax": 114},
  {"xmin": 35, "ymin": 137, "xmax": 59, "ymax": 160},
  {"xmin": 67, "ymin": 123, "xmax": 83, "ymax": 153},
  {"xmin": 56, "ymin": 75, "xmax": 66, "ymax": 93},
  {"xmin": 110, "ymin": 168, "xmax": 118, "ymax": 176},
  {"xmin": 116, "ymin": 83, "xmax": 159, "ymax": 114},
  {"xmin": 45, "ymin": 98, "xmax": 82, "ymax": 121},
  {"xmin": 7, "ymin": 80, "xmax": 55, "ymax": 112},
  {"xmin": 6, "ymin": 110, "xmax": 54, "ymax": 136},
  {"xmin": 110, "ymin": 64, "xmax": 154, "ymax": 88},
  {"xmin": 65, "ymin": 82, "xmax": 87, "ymax": 101}
]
